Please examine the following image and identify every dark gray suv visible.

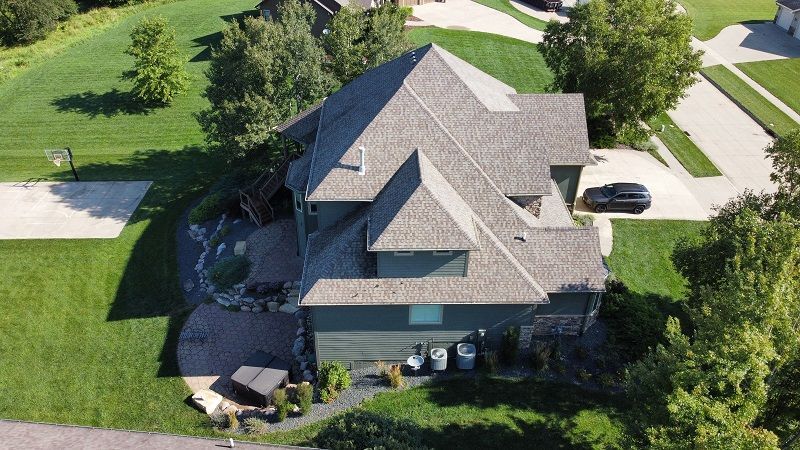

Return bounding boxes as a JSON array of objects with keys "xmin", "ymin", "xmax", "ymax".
[{"xmin": 581, "ymin": 183, "xmax": 652, "ymax": 214}]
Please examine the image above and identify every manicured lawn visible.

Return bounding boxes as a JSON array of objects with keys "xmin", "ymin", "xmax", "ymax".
[
  {"xmin": 648, "ymin": 112, "xmax": 721, "ymax": 177},
  {"xmin": 677, "ymin": 0, "xmax": 775, "ymax": 40},
  {"xmin": 0, "ymin": 0, "xmax": 310, "ymax": 445},
  {"xmin": 736, "ymin": 58, "xmax": 800, "ymax": 119},
  {"xmin": 702, "ymin": 65, "xmax": 800, "ymax": 137},
  {"xmin": 409, "ymin": 27, "xmax": 554, "ymax": 93},
  {"xmin": 360, "ymin": 376, "xmax": 632, "ymax": 449},
  {"xmin": 607, "ymin": 219, "xmax": 706, "ymax": 301},
  {"xmin": 473, "ymin": 0, "xmax": 549, "ymax": 31}
]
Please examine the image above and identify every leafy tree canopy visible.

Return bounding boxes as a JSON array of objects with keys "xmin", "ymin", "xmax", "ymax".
[
  {"xmin": 539, "ymin": 0, "xmax": 702, "ymax": 138},
  {"xmin": 125, "ymin": 16, "xmax": 189, "ymax": 105},
  {"xmin": 766, "ymin": 129, "xmax": 800, "ymax": 216},
  {"xmin": 0, "ymin": 0, "xmax": 77, "ymax": 45}
]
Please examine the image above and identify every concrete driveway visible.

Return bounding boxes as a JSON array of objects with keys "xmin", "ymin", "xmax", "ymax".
[
  {"xmin": 0, "ymin": 180, "xmax": 150, "ymax": 239},
  {"xmin": 412, "ymin": 0, "xmax": 544, "ymax": 43},
  {"xmin": 509, "ymin": 0, "xmax": 572, "ymax": 23},
  {"xmin": 576, "ymin": 149, "xmax": 710, "ymax": 220},
  {"xmin": 668, "ymin": 76, "xmax": 777, "ymax": 194},
  {"xmin": 704, "ymin": 23, "xmax": 800, "ymax": 64}
]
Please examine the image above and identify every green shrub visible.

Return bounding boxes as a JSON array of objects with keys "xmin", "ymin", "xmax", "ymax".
[
  {"xmin": 574, "ymin": 344, "xmax": 589, "ymax": 360},
  {"xmin": 602, "ymin": 279, "xmax": 666, "ymax": 361},
  {"xmin": 316, "ymin": 410, "xmax": 425, "ymax": 450},
  {"xmin": 552, "ymin": 359, "xmax": 567, "ymax": 375},
  {"xmin": 242, "ymin": 416, "xmax": 268, "ymax": 435},
  {"xmin": 594, "ymin": 355, "xmax": 607, "ymax": 370},
  {"xmin": 318, "ymin": 361, "xmax": 351, "ymax": 403},
  {"xmin": 386, "ymin": 364, "xmax": 405, "ymax": 389},
  {"xmin": 599, "ymin": 372, "xmax": 616, "ymax": 389},
  {"xmin": 484, "ymin": 350, "xmax": 498, "ymax": 374},
  {"xmin": 577, "ymin": 368, "xmax": 592, "ymax": 383},
  {"xmin": 189, "ymin": 191, "xmax": 225, "ymax": 224},
  {"xmin": 531, "ymin": 341, "xmax": 552, "ymax": 371},
  {"xmin": 0, "ymin": 0, "xmax": 77, "ymax": 45},
  {"xmin": 374, "ymin": 360, "xmax": 388, "ymax": 378},
  {"xmin": 209, "ymin": 234, "xmax": 221, "ymax": 248},
  {"xmin": 226, "ymin": 409, "xmax": 239, "ymax": 431},
  {"xmin": 274, "ymin": 388, "xmax": 290, "ymax": 422},
  {"xmin": 573, "ymin": 213, "xmax": 594, "ymax": 227},
  {"xmin": 220, "ymin": 224, "xmax": 231, "ymax": 237},
  {"xmin": 296, "ymin": 382, "xmax": 313, "ymax": 415},
  {"xmin": 209, "ymin": 410, "xmax": 228, "ymax": 429},
  {"xmin": 209, "ymin": 256, "xmax": 250, "ymax": 289},
  {"xmin": 500, "ymin": 326, "xmax": 519, "ymax": 365}
]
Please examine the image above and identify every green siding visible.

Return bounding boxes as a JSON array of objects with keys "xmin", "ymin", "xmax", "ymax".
[
  {"xmin": 550, "ymin": 165, "xmax": 583, "ymax": 205},
  {"xmin": 536, "ymin": 292, "xmax": 592, "ymax": 315},
  {"xmin": 292, "ymin": 191, "xmax": 307, "ymax": 256},
  {"xmin": 377, "ymin": 251, "xmax": 468, "ymax": 277},
  {"xmin": 312, "ymin": 304, "xmax": 533, "ymax": 366},
  {"xmin": 316, "ymin": 201, "xmax": 363, "ymax": 231}
]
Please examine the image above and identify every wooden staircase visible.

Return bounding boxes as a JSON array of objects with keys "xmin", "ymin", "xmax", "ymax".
[{"xmin": 239, "ymin": 156, "xmax": 294, "ymax": 227}]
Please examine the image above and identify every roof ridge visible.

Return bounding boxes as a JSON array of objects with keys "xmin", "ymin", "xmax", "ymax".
[{"xmin": 401, "ymin": 80, "xmax": 544, "ymax": 294}]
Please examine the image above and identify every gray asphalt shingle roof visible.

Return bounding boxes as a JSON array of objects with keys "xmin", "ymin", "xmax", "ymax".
[
  {"xmin": 283, "ymin": 44, "xmax": 606, "ymax": 306},
  {"xmin": 368, "ymin": 150, "xmax": 480, "ymax": 251},
  {"xmin": 777, "ymin": 0, "xmax": 800, "ymax": 10}
]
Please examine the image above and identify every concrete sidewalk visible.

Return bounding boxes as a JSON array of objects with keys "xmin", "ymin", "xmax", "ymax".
[{"xmin": 0, "ymin": 420, "xmax": 306, "ymax": 449}]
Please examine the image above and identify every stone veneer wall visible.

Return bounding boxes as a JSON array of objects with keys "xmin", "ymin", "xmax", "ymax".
[{"xmin": 531, "ymin": 315, "xmax": 586, "ymax": 335}]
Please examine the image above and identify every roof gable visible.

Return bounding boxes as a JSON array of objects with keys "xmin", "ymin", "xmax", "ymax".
[{"xmin": 368, "ymin": 150, "xmax": 480, "ymax": 251}]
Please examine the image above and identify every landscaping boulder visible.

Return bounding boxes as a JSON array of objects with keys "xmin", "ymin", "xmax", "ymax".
[
  {"xmin": 252, "ymin": 306, "xmax": 263, "ymax": 313},
  {"xmin": 279, "ymin": 303, "xmax": 299, "ymax": 314},
  {"xmin": 183, "ymin": 279, "xmax": 195, "ymax": 292},
  {"xmin": 292, "ymin": 337, "xmax": 305, "ymax": 356},
  {"xmin": 296, "ymin": 327, "xmax": 305, "ymax": 336},
  {"xmin": 267, "ymin": 301, "xmax": 279, "ymax": 313},
  {"xmin": 234, "ymin": 240, "xmax": 247, "ymax": 256},
  {"xmin": 241, "ymin": 305, "xmax": 251, "ymax": 312},
  {"xmin": 191, "ymin": 389, "xmax": 223, "ymax": 415},
  {"xmin": 283, "ymin": 281, "xmax": 293, "ymax": 290}
]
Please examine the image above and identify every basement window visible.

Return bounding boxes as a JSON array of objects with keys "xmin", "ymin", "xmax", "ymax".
[
  {"xmin": 432, "ymin": 250, "xmax": 453, "ymax": 256},
  {"xmin": 394, "ymin": 251, "xmax": 414, "ymax": 256},
  {"xmin": 409, "ymin": 304, "xmax": 443, "ymax": 325}
]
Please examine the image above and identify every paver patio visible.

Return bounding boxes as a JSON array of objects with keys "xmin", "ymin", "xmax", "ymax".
[
  {"xmin": 178, "ymin": 304, "xmax": 296, "ymax": 405},
  {"xmin": 245, "ymin": 219, "xmax": 304, "ymax": 286},
  {"xmin": 0, "ymin": 181, "xmax": 150, "ymax": 239}
]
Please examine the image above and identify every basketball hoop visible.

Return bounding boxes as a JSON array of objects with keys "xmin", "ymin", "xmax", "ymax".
[{"xmin": 44, "ymin": 148, "xmax": 80, "ymax": 181}]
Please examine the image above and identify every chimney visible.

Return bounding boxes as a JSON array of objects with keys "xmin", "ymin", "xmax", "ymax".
[{"xmin": 358, "ymin": 146, "xmax": 366, "ymax": 176}]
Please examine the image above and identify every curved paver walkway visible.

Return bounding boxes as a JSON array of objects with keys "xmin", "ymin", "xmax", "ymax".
[
  {"xmin": 0, "ymin": 420, "xmax": 305, "ymax": 449},
  {"xmin": 412, "ymin": 0, "xmax": 544, "ymax": 43},
  {"xmin": 178, "ymin": 304, "xmax": 297, "ymax": 404}
]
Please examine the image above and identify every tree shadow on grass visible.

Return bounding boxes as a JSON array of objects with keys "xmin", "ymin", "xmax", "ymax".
[
  {"xmin": 46, "ymin": 146, "xmax": 224, "ymax": 377},
  {"xmin": 50, "ymin": 89, "xmax": 158, "ymax": 118},
  {"xmin": 418, "ymin": 376, "xmax": 636, "ymax": 449},
  {"xmin": 190, "ymin": 11, "xmax": 257, "ymax": 63}
]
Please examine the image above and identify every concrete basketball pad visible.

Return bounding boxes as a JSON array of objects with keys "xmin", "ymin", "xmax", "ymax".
[{"xmin": 0, "ymin": 181, "xmax": 151, "ymax": 239}]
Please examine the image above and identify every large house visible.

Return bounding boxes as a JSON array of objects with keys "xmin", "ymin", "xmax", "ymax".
[
  {"xmin": 256, "ymin": 0, "xmax": 374, "ymax": 36},
  {"xmin": 775, "ymin": 0, "xmax": 800, "ymax": 39},
  {"xmin": 277, "ymin": 44, "xmax": 607, "ymax": 369}
]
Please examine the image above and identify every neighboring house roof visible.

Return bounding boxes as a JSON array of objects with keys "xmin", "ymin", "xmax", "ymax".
[
  {"xmin": 777, "ymin": 0, "xmax": 800, "ymax": 11},
  {"xmin": 367, "ymin": 150, "xmax": 480, "ymax": 251},
  {"xmin": 284, "ymin": 44, "xmax": 607, "ymax": 306}
]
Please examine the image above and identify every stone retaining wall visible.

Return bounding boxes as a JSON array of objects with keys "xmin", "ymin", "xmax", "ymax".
[{"xmin": 530, "ymin": 315, "xmax": 586, "ymax": 336}]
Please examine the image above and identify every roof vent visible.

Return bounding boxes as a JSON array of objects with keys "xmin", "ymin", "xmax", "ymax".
[
  {"xmin": 515, "ymin": 231, "xmax": 527, "ymax": 243},
  {"xmin": 411, "ymin": 51, "xmax": 417, "ymax": 64},
  {"xmin": 358, "ymin": 146, "xmax": 366, "ymax": 176}
]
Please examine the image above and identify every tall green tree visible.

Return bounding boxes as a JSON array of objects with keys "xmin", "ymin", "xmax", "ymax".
[
  {"xmin": 198, "ymin": 0, "xmax": 333, "ymax": 160},
  {"xmin": 765, "ymin": 129, "xmax": 800, "ymax": 217},
  {"xmin": 539, "ymin": 0, "xmax": 701, "ymax": 138},
  {"xmin": 323, "ymin": 3, "xmax": 410, "ymax": 84},
  {"xmin": 125, "ymin": 16, "xmax": 189, "ymax": 105},
  {"xmin": 0, "ymin": 0, "xmax": 77, "ymax": 45}
]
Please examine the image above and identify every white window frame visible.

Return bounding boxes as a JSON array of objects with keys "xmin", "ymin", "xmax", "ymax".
[
  {"xmin": 432, "ymin": 250, "xmax": 453, "ymax": 256},
  {"xmin": 394, "ymin": 251, "xmax": 414, "ymax": 256},
  {"xmin": 409, "ymin": 304, "xmax": 443, "ymax": 325},
  {"xmin": 294, "ymin": 193, "xmax": 303, "ymax": 213},
  {"xmin": 308, "ymin": 202, "xmax": 318, "ymax": 215}
]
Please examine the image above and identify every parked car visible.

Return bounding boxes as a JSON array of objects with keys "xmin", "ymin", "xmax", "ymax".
[
  {"xmin": 520, "ymin": 0, "xmax": 563, "ymax": 12},
  {"xmin": 581, "ymin": 183, "xmax": 651, "ymax": 214}
]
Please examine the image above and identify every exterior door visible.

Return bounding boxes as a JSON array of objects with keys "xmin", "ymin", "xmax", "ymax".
[
  {"xmin": 606, "ymin": 193, "xmax": 629, "ymax": 211},
  {"xmin": 790, "ymin": 15, "xmax": 798, "ymax": 36}
]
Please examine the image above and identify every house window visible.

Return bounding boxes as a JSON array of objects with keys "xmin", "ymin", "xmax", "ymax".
[
  {"xmin": 309, "ymin": 202, "xmax": 318, "ymax": 215},
  {"xmin": 394, "ymin": 251, "xmax": 414, "ymax": 256},
  {"xmin": 432, "ymin": 250, "xmax": 453, "ymax": 256},
  {"xmin": 294, "ymin": 194, "xmax": 303, "ymax": 212},
  {"xmin": 261, "ymin": 9, "xmax": 271, "ymax": 20},
  {"xmin": 409, "ymin": 304, "xmax": 443, "ymax": 325}
]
